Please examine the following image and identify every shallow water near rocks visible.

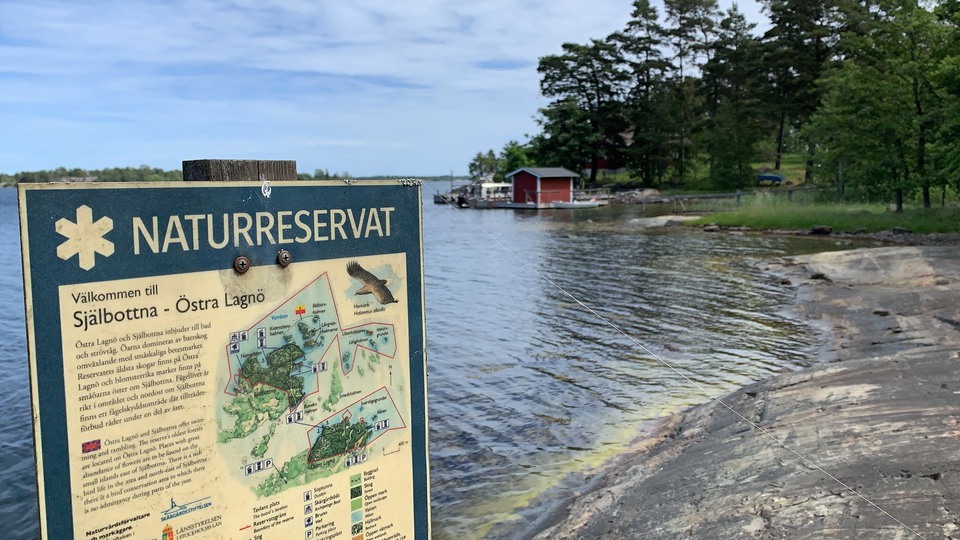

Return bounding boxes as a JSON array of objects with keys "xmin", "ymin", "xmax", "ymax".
[{"xmin": 421, "ymin": 183, "xmax": 854, "ymax": 539}]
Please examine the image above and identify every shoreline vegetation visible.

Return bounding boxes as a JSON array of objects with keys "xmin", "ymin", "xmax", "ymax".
[
  {"xmin": 691, "ymin": 194, "xmax": 960, "ymax": 235},
  {"xmin": 683, "ymin": 191, "xmax": 960, "ymax": 249}
]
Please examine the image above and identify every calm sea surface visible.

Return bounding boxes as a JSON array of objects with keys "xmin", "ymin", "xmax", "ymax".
[{"xmin": 0, "ymin": 184, "xmax": 845, "ymax": 539}]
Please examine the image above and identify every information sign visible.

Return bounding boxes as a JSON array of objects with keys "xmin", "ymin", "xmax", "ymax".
[{"xmin": 18, "ymin": 181, "xmax": 429, "ymax": 539}]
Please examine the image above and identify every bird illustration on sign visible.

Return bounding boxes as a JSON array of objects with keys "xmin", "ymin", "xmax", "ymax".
[{"xmin": 346, "ymin": 261, "xmax": 398, "ymax": 305}]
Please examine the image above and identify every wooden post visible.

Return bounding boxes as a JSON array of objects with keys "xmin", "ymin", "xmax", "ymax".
[
  {"xmin": 736, "ymin": 190, "xmax": 741, "ymax": 208},
  {"xmin": 787, "ymin": 188, "xmax": 793, "ymax": 202},
  {"xmin": 182, "ymin": 159, "xmax": 297, "ymax": 182}
]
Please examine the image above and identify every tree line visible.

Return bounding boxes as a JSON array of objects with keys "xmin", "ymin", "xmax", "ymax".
[
  {"xmin": 1, "ymin": 166, "xmax": 360, "ymax": 186},
  {"xmin": 471, "ymin": 0, "xmax": 960, "ymax": 209},
  {"xmin": 2, "ymin": 167, "xmax": 474, "ymax": 186},
  {"xmin": 2, "ymin": 166, "xmax": 183, "ymax": 186}
]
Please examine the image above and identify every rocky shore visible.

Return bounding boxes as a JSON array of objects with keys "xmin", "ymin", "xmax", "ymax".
[{"xmin": 520, "ymin": 244, "xmax": 960, "ymax": 539}]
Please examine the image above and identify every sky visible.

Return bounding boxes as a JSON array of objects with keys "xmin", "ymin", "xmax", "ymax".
[{"xmin": 0, "ymin": 0, "xmax": 765, "ymax": 177}]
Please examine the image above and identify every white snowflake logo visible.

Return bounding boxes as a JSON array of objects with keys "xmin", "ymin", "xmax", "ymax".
[{"xmin": 56, "ymin": 205, "xmax": 115, "ymax": 270}]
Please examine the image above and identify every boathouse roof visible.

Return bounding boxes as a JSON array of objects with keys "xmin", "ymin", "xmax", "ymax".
[{"xmin": 505, "ymin": 167, "xmax": 580, "ymax": 178}]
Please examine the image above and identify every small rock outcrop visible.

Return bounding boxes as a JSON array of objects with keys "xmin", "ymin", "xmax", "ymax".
[{"xmin": 615, "ymin": 189, "xmax": 666, "ymax": 204}]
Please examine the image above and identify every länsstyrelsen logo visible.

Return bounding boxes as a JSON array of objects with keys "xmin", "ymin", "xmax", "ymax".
[{"xmin": 55, "ymin": 205, "xmax": 114, "ymax": 270}]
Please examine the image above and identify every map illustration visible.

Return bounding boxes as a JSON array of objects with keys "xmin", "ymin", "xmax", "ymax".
[{"xmin": 216, "ymin": 257, "xmax": 408, "ymax": 497}]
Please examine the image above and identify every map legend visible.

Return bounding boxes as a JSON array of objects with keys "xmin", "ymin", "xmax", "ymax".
[{"xmin": 350, "ymin": 473, "xmax": 364, "ymax": 540}]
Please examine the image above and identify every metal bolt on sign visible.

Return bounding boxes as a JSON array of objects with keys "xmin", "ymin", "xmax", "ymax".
[{"xmin": 233, "ymin": 255, "xmax": 251, "ymax": 274}]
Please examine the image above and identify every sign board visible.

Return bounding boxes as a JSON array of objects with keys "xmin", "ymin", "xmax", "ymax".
[{"xmin": 18, "ymin": 181, "xmax": 429, "ymax": 539}]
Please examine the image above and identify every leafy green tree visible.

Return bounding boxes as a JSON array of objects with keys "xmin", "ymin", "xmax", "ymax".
[
  {"xmin": 611, "ymin": 0, "xmax": 673, "ymax": 185},
  {"xmin": 875, "ymin": 0, "xmax": 948, "ymax": 209},
  {"xmin": 759, "ymin": 0, "xmax": 842, "ymax": 172},
  {"xmin": 529, "ymin": 98, "xmax": 595, "ymax": 177},
  {"xmin": 806, "ymin": 61, "xmax": 915, "ymax": 210},
  {"xmin": 662, "ymin": 0, "xmax": 719, "ymax": 183},
  {"xmin": 498, "ymin": 140, "xmax": 533, "ymax": 178},
  {"xmin": 468, "ymin": 150, "xmax": 500, "ymax": 180},
  {"xmin": 807, "ymin": 0, "xmax": 949, "ymax": 210},
  {"xmin": 932, "ymin": 0, "xmax": 960, "ymax": 197},
  {"xmin": 537, "ymin": 39, "xmax": 630, "ymax": 183},
  {"xmin": 701, "ymin": 7, "xmax": 767, "ymax": 188}
]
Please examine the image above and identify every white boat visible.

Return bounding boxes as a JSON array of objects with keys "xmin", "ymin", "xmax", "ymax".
[
  {"xmin": 553, "ymin": 200, "xmax": 601, "ymax": 209},
  {"xmin": 466, "ymin": 181, "xmax": 512, "ymax": 209}
]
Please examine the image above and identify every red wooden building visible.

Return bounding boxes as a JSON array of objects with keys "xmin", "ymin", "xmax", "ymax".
[{"xmin": 505, "ymin": 167, "xmax": 580, "ymax": 206}]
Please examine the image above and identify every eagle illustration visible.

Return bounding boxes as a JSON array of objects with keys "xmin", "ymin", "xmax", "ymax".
[{"xmin": 346, "ymin": 261, "xmax": 398, "ymax": 305}]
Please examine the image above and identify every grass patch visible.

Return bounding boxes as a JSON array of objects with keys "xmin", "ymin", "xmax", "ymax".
[
  {"xmin": 693, "ymin": 195, "xmax": 960, "ymax": 233},
  {"xmin": 752, "ymin": 154, "xmax": 808, "ymax": 186},
  {"xmin": 594, "ymin": 153, "xmax": 811, "ymax": 191}
]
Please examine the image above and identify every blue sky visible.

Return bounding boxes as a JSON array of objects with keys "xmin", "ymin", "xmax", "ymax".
[{"xmin": 0, "ymin": 0, "xmax": 763, "ymax": 177}]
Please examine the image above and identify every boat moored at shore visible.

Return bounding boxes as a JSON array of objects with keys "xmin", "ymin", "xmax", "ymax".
[{"xmin": 552, "ymin": 199, "xmax": 601, "ymax": 209}]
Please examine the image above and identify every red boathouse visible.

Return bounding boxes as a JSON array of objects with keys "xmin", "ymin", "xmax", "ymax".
[{"xmin": 505, "ymin": 167, "xmax": 580, "ymax": 207}]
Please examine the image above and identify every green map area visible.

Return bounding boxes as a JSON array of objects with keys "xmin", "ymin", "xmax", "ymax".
[
  {"xmin": 218, "ymin": 386, "xmax": 288, "ymax": 443},
  {"xmin": 217, "ymin": 266, "xmax": 406, "ymax": 498},
  {"xmin": 239, "ymin": 343, "xmax": 306, "ymax": 409},
  {"xmin": 307, "ymin": 417, "xmax": 373, "ymax": 466}
]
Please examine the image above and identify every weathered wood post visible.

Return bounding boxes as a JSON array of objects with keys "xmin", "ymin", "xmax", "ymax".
[
  {"xmin": 736, "ymin": 190, "xmax": 741, "ymax": 208},
  {"xmin": 182, "ymin": 159, "xmax": 297, "ymax": 182}
]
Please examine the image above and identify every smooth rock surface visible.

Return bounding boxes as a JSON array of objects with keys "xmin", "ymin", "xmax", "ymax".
[{"xmin": 524, "ymin": 246, "xmax": 960, "ymax": 540}]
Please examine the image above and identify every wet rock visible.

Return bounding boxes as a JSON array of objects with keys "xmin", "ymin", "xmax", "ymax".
[
  {"xmin": 810, "ymin": 225, "xmax": 833, "ymax": 235},
  {"xmin": 703, "ymin": 224, "xmax": 721, "ymax": 232}
]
